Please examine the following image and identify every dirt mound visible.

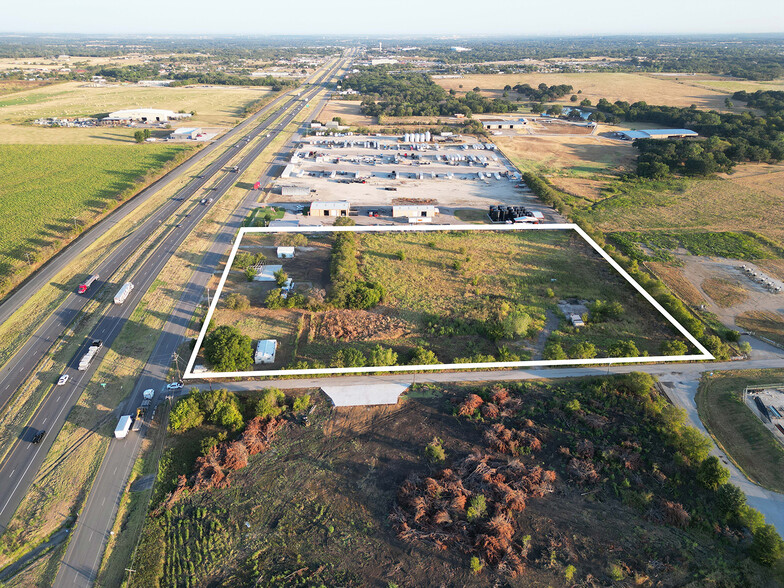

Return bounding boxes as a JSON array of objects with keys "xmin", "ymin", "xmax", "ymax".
[{"xmin": 317, "ymin": 309, "xmax": 410, "ymax": 342}]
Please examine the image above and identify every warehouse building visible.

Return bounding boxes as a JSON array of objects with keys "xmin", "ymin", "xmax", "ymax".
[
  {"xmin": 310, "ymin": 201, "xmax": 350, "ymax": 217},
  {"xmin": 170, "ymin": 127, "xmax": 201, "ymax": 140},
  {"xmin": 102, "ymin": 109, "xmax": 192, "ymax": 123},
  {"xmin": 615, "ymin": 128, "xmax": 698, "ymax": 140},
  {"xmin": 480, "ymin": 118, "xmax": 527, "ymax": 130}
]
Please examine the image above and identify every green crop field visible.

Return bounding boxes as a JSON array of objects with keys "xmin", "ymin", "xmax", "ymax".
[{"xmin": 0, "ymin": 144, "xmax": 190, "ymax": 283}]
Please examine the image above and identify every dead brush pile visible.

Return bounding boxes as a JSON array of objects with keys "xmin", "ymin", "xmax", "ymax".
[
  {"xmin": 317, "ymin": 309, "xmax": 410, "ymax": 341},
  {"xmin": 484, "ymin": 423, "xmax": 542, "ymax": 455},
  {"xmin": 457, "ymin": 386, "xmax": 522, "ymax": 419},
  {"xmin": 391, "ymin": 450, "xmax": 555, "ymax": 576},
  {"xmin": 158, "ymin": 417, "xmax": 284, "ymax": 512}
]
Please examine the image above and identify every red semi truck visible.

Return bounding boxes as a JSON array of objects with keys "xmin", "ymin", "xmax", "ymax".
[{"xmin": 77, "ymin": 274, "xmax": 99, "ymax": 294}]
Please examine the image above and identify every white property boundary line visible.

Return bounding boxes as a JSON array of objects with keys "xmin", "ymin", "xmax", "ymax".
[{"xmin": 183, "ymin": 224, "xmax": 713, "ymax": 379}]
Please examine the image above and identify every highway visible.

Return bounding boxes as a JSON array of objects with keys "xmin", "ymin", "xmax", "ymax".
[
  {"xmin": 50, "ymin": 54, "xmax": 350, "ymax": 587},
  {"xmin": 0, "ymin": 69, "xmax": 337, "ymax": 535},
  {"xmin": 0, "ymin": 73, "xmax": 318, "ymax": 414}
]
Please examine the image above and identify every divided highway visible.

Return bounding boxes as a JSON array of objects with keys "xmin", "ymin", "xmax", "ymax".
[
  {"xmin": 0, "ymin": 56, "xmax": 345, "ymax": 558},
  {"xmin": 48, "ymin": 55, "xmax": 349, "ymax": 587}
]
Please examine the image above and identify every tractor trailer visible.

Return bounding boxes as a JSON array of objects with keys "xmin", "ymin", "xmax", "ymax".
[
  {"xmin": 77, "ymin": 274, "xmax": 99, "ymax": 294},
  {"xmin": 115, "ymin": 415, "xmax": 132, "ymax": 439},
  {"xmin": 114, "ymin": 282, "xmax": 134, "ymax": 304},
  {"xmin": 78, "ymin": 340, "xmax": 103, "ymax": 371}
]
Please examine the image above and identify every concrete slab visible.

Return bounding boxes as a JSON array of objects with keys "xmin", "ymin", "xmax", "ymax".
[
  {"xmin": 321, "ymin": 383, "xmax": 409, "ymax": 407},
  {"xmin": 253, "ymin": 264, "xmax": 283, "ymax": 281}
]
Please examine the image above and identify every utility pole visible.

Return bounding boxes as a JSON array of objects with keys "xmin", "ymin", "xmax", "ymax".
[
  {"xmin": 124, "ymin": 568, "xmax": 136, "ymax": 584},
  {"xmin": 205, "ymin": 286, "xmax": 210, "ymax": 307},
  {"xmin": 72, "ymin": 216, "xmax": 78, "ymax": 231},
  {"xmin": 172, "ymin": 352, "xmax": 182, "ymax": 382}
]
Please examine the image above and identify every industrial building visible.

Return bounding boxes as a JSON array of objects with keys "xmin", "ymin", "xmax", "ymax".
[
  {"xmin": 170, "ymin": 127, "xmax": 201, "ymax": 140},
  {"xmin": 102, "ymin": 109, "xmax": 192, "ymax": 124},
  {"xmin": 254, "ymin": 340, "xmax": 277, "ymax": 364},
  {"xmin": 615, "ymin": 129, "xmax": 698, "ymax": 140},
  {"xmin": 392, "ymin": 204, "xmax": 439, "ymax": 219},
  {"xmin": 480, "ymin": 118, "xmax": 527, "ymax": 130},
  {"xmin": 309, "ymin": 201, "xmax": 350, "ymax": 217}
]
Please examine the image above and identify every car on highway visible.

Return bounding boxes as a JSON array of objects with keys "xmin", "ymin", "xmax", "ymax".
[
  {"xmin": 57, "ymin": 374, "xmax": 69, "ymax": 386},
  {"xmin": 31, "ymin": 430, "xmax": 46, "ymax": 444},
  {"xmin": 166, "ymin": 382, "xmax": 184, "ymax": 390},
  {"xmin": 175, "ymin": 223, "xmax": 182, "ymax": 228}
]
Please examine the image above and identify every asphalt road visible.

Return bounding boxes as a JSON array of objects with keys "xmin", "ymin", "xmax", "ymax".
[
  {"xmin": 51, "ymin": 55, "xmax": 349, "ymax": 587},
  {"xmin": 0, "ymin": 80, "xmax": 310, "ymax": 413},
  {"xmin": 0, "ymin": 58, "xmax": 342, "ymax": 535}
]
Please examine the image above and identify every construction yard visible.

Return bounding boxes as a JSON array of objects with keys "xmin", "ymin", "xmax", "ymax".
[{"xmin": 200, "ymin": 226, "xmax": 695, "ymax": 374}]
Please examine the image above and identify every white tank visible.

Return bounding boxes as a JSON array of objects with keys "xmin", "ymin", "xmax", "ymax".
[
  {"xmin": 424, "ymin": 131, "xmax": 431, "ymax": 142},
  {"xmin": 404, "ymin": 133, "xmax": 411, "ymax": 142},
  {"xmin": 414, "ymin": 133, "xmax": 422, "ymax": 143}
]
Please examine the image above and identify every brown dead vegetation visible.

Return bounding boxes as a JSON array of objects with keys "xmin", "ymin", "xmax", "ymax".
[{"xmin": 316, "ymin": 309, "xmax": 411, "ymax": 342}]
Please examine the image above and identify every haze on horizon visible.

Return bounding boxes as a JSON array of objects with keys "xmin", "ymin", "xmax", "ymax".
[{"xmin": 3, "ymin": 0, "xmax": 784, "ymax": 37}]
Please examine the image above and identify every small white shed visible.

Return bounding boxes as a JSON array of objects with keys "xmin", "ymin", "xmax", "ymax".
[
  {"xmin": 277, "ymin": 246, "xmax": 295, "ymax": 258},
  {"xmin": 255, "ymin": 339, "xmax": 277, "ymax": 364}
]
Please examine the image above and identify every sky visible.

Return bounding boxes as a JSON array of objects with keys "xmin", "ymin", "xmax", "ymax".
[{"xmin": 3, "ymin": 0, "xmax": 784, "ymax": 36}]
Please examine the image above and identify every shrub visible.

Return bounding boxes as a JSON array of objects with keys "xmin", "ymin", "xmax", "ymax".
[
  {"xmin": 469, "ymin": 556, "xmax": 483, "ymax": 574},
  {"xmin": 394, "ymin": 250, "xmax": 405, "ymax": 260},
  {"xmin": 500, "ymin": 311, "xmax": 531, "ymax": 339},
  {"xmin": 425, "ymin": 438, "xmax": 446, "ymax": 463},
  {"xmin": 292, "ymin": 394, "xmax": 311, "ymax": 412},
  {"xmin": 334, "ymin": 216, "xmax": 355, "ymax": 226},
  {"xmin": 331, "ymin": 347, "xmax": 367, "ymax": 368},
  {"xmin": 716, "ymin": 483, "xmax": 746, "ymax": 518},
  {"xmin": 608, "ymin": 563, "xmax": 624, "ymax": 581},
  {"xmin": 203, "ymin": 325, "xmax": 253, "ymax": 372},
  {"xmin": 200, "ymin": 431, "xmax": 227, "ymax": 455},
  {"xmin": 409, "ymin": 346, "xmax": 438, "ymax": 365},
  {"xmin": 660, "ymin": 340, "xmax": 688, "ymax": 356},
  {"xmin": 169, "ymin": 395, "xmax": 204, "ymax": 432},
  {"xmin": 244, "ymin": 267, "xmax": 257, "ymax": 281},
  {"xmin": 569, "ymin": 341, "xmax": 596, "ymax": 359},
  {"xmin": 265, "ymin": 288, "xmax": 285, "ymax": 309},
  {"xmin": 367, "ymin": 344, "xmax": 398, "ymax": 367},
  {"xmin": 224, "ymin": 293, "xmax": 250, "ymax": 311},
  {"xmin": 750, "ymin": 524, "xmax": 784, "ymax": 566},
  {"xmin": 466, "ymin": 494, "xmax": 487, "ymax": 522},
  {"xmin": 608, "ymin": 340, "xmax": 639, "ymax": 358},
  {"xmin": 255, "ymin": 388, "xmax": 286, "ymax": 419},
  {"xmin": 564, "ymin": 564, "xmax": 577, "ymax": 582},
  {"xmin": 274, "ymin": 269, "xmax": 288, "ymax": 286},
  {"xmin": 565, "ymin": 399, "xmax": 581, "ymax": 413},
  {"xmin": 589, "ymin": 300, "xmax": 624, "ymax": 321},
  {"xmin": 697, "ymin": 455, "xmax": 730, "ymax": 490},
  {"xmin": 543, "ymin": 341, "xmax": 567, "ymax": 360}
]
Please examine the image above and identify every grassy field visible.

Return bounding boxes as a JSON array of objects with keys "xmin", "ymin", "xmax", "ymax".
[
  {"xmin": 696, "ymin": 370, "xmax": 784, "ymax": 494},
  {"xmin": 0, "ymin": 143, "xmax": 191, "ymax": 288},
  {"xmin": 211, "ymin": 228, "xmax": 691, "ymax": 370},
  {"xmin": 736, "ymin": 311, "xmax": 784, "ymax": 347},
  {"xmin": 0, "ymin": 81, "xmax": 272, "ymax": 132},
  {"xmin": 433, "ymin": 72, "xmax": 742, "ymax": 111},
  {"xmin": 129, "ymin": 375, "xmax": 779, "ymax": 587}
]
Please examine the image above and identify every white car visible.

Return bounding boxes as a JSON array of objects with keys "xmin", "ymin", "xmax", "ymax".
[
  {"xmin": 166, "ymin": 382, "xmax": 183, "ymax": 391},
  {"xmin": 57, "ymin": 374, "xmax": 69, "ymax": 386}
]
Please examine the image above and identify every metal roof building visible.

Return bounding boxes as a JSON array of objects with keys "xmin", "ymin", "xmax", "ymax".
[
  {"xmin": 616, "ymin": 129, "xmax": 698, "ymax": 140},
  {"xmin": 309, "ymin": 201, "xmax": 350, "ymax": 217},
  {"xmin": 103, "ymin": 109, "xmax": 192, "ymax": 122},
  {"xmin": 254, "ymin": 339, "xmax": 277, "ymax": 364}
]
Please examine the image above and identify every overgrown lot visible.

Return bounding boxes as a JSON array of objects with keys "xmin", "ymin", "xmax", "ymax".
[
  {"xmin": 130, "ymin": 374, "xmax": 784, "ymax": 587},
  {"xmin": 206, "ymin": 229, "xmax": 692, "ymax": 371}
]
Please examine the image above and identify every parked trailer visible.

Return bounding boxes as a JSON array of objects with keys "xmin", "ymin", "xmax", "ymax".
[
  {"xmin": 115, "ymin": 415, "xmax": 132, "ymax": 439},
  {"xmin": 769, "ymin": 405, "xmax": 782, "ymax": 419},
  {"xmin": 777, "ymin": 424, "xmax": 784, "ymax": 436},
  {"xmin": 78, "ymin": 339, "xmax": 103, "ymax": 371},
  {"xmin": 754, "ymin": 395, "xmax": 770, "ymax": 422},
  {"xmin": 77, "ymin": 274, "xmax": 99, "ymax": 294},
  {"xmin": 114, "ymin": 282, "xmax": 134, "ymax": 305}
]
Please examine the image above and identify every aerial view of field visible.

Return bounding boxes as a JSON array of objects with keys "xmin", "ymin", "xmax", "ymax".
[
  {"xmin": 202, "ymin": 227, "xmax": 695, "ymax": 373},
  {"xmin": 433, "ymin": 72, "xmax": 745, "ymax": 112},
  {"xmin": 0, "ymin": 81, "xmax": 272, "ymax": 143},
  {"xmin": 0, "ymin": 143, "xmax": 190, "ymax": 284},
  {"xmin": 128, "ymin": 374, "xmax": 779, "ymax": 587}
]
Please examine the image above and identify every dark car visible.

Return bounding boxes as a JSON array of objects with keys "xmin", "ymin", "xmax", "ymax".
[{"xmin": 32, "ymin": 430, "xmax": 46, "ymax": 444}]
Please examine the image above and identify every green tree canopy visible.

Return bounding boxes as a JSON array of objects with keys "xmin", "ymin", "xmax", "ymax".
[{"xmin": 203, "ymin": 325, "xmax": 253, "ymax": 372}]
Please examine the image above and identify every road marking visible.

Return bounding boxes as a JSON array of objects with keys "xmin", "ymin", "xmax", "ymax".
[
  {"xmin": 9, "ymin": 470, "xmax": 14, "ymax": 476},
  {"xmin": 42, "ymin": 418, "xmax": 47, "ymax": 424}
]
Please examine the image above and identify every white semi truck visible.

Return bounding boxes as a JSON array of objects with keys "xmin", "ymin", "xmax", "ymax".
[
  {"xmin": 77, "ymin": 340, "xmax": 103, "ymax": 371},
  {"xmin": 115, "ymin": 415, "xmax": 132, "ymax": 439},
  {"xmin": 114, "ymin": 282, "xmax": 134, "ymax": 305}
]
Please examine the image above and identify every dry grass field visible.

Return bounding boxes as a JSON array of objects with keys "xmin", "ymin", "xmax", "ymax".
[
  {"xmin": 434, "ymin": 72, "xmax": 741, "ymax": 111},
  {"xmin": 736, "ymin": 311, "xmax": 784, "ymax": 347},
  {"xmin": 701, "ymin": 277, "xmax": 749, "ymax": 308},
  {"xmin": 318, "ymin": 99, "xmax": 375, "ymax": 126},
  {"xmin": 647, "ymin": 262, "xmax": 708, "ymax": 306},
  {"xmin": 0, "ymin": 81, "xmax": 272, "ymax": 143},
  {"xmin": 494, "ymin": 135, "xmax": 635, "ymax": 176}
]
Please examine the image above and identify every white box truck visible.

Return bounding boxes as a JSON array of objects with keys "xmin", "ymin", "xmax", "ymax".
[
  {"xmin": 114, "ymin": 282, "xmax": 134, "ymax": 305},
  {"xmin": 115, "ymin": 415, "xmax": 132, "ymax": 439}
]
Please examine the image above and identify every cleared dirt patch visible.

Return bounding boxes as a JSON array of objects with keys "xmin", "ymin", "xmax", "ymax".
[
  {"xmin": 701, "ymin": 277, "xmax": 749, "ymax": 308},
  {"xmin": 648, "ymin": 262, "xmax": 707, "ymax": 306},
  {"xmin": 316, "ymin": 308, "xmax": 412, "ymax": 342}
]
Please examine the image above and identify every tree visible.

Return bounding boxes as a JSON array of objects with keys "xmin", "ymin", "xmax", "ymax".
[
  {"xmin": 203, "ymin": 325, "xmax": 253, "ymax": 372},
  {"xmin": 410, "ymin": 346, "xmax": 438, "ymax": 365},
  {"xmin": 169, "ymin": 395, "xmax": 204, "ymax": 432},
  {"xmin": 750, "ymin": 525, "xmax": 784, "ymax": 566},
  {"xmin": 660, "ymin": 340, "xmax": 688, "ymax": 356},
  {"xmin": 331, "ymin": 347, "xmax": 366, "ymax": 368},
  {"xmin": 569, "ymin": 342, "xmax": 597, "ymax": 359},
  {"xmin": 134, "ymin": 130, "xmax": 146, "ymax": 143},
  {"xmin": 697, "ymin": 455, "xmax": 730, "ymax": 490},
  {"xmin": 580, "ymin": 98, "xmax": 592, "ymax": 107},
  {"xmin": 608, "ymin": 340, "xmax": 639, "ymax": 358},
  {"xmin": 543, "ymin": 341, "xmax": 567, "ymax": 360},
  {"xmin": 367, "ymin": 344, "xmax": 398, "ymax": 367},
  {"xmin": 255, "ymin": 388, "xmax": 286, "ymax": 419},
  {"xmin": 245, "ymin": 267, "xmax": 257, "ymax": 281},
  {"xmin": 546, "ymin": 104, "xmax": 563, "ymax": 117},
  {"xmin": 716, "ymin": 483, "xmax": 746, "ymax": 518},
  {"xmin": 274, "ymin": 269, "xmax": 288, "ymax": 287},
  {"xmin": 334, "ymin": 216, "xmax": 355, "ymax": 226},
  {"xmin": 224, "ymin": 293, "xmax": 249, "ymax": 311},
  {"xmin": 292, "ymin": 394, "xmax": 311, "ymax": 412},
  {"xmin": 425, "ymin": 437, "xmax": 446, "ymax": 463},
  {"xmin": 500, "ymin": 311, "xmax": 531, "ymax": 339},
  {"xmin": 570, "ymin": 94, "xmax": 578, "ymax": 102}
]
